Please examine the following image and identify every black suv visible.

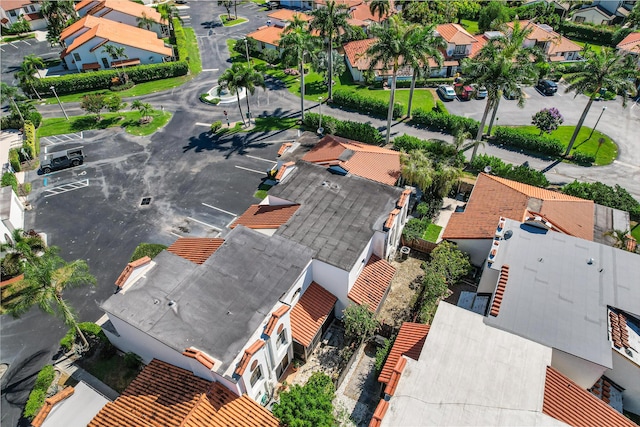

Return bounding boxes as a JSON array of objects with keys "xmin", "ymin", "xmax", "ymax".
[
  {"xmin": 536, "ymin": 79, "xmax": 557, "ymax": 95},
  {"xmin": 40, "ymin": 148, "xmax": 85, "ymax": 174}
]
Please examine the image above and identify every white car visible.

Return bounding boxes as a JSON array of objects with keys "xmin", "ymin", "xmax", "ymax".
[
  {"xmin": 471, "ymin": 84, "xmax": 488, "ymax": 99},
  {"xmin": 437, "ymin": 85, "xmax": 456, "ymax": 101}
]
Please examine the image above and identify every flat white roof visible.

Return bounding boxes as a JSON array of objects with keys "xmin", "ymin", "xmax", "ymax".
[
  {"xmin": 41, "ymin": 382, "xmax": 109, "ymax": 427},
  {"xmin": 382, "ymin": 303, "xmax": 565, "ymax": 426}
]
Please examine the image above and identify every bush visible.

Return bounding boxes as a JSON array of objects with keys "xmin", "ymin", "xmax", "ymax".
[
  {"xmin": 24, "ymin": 365, "xmax": 55, "ymax": 419},
  {"xmin": 22, "ymin": 120, "xmax": 37, "ymax": 159},
  {"xmin": 110, "ymin": 81, "xmax": 135, "ymax": 92},
  {"xmin": 1, "ymin": 115, "xmax": 22, "ymax": 130},
  {"xmin": 394, "ymin": 78, "xmax": 455, "ymax": 89},
  {"xmin": 261, "ymin": 48, "xmax": 280, "ymax": 65},
  {"xmin": 558, "ymin": 21, "xmax": 616, "ymax": 45},
  {"xmin": 331, "ymin": 88, "xmax": 403, "ymax": 119},
  {"xmin": 302, "ymin": 113, "xmax": 383, "ymax": 145},
  {"xmin": 60, "ymin": 322, "xmax": 108, "ymax": 350},
  {"xmin": 469, "ymin": 154, "xmax": 549, "ymax": 187},
  {"xmin": 130, "ymin": 243, "xmax": 167, "ymax": 262},
  {"xmin": 393, "ymin": 134, "xmax": 464, "ymax": 166},
  {"xmin": 562, "ymin": 181, "xmax": 640, "ymax": 220},
  {"xmin": 402, "ymin": 218, "xmax": 429, "ymax": 241},
  {"xmin": 493, "ymin": 126, "xmax": 564, "ymax": 157},
  {"xmin": 8, "ymin": 149, "xmax": 20, "ymax": 172},
  {"xmin": 374, "ymin": 336, "xmax": 394, "ymax": 374},
  {"xmin": 410, "ymin": 108, "xmax": 479, "ymax": 136},
  {"xmin": 273, "ymin": 372, "xmax": 335, "ymax": 427},
  {"xmin": 200, "ymin": 94, "xmax": 220, "ymax": 105},
  {"xmin": 1, "ymin": 172, "xmax": 19, "ymax": 193},
  {"xmin": 210, "ymin": 120, "xmax": 222, "ymax": 133},
  {"xmin": 571, "ymin": 151, "xmax": 596, "ymax": 166},
  {"xmin": 124, "ymin": 352, "xmax": 143, "ymax": 370}
]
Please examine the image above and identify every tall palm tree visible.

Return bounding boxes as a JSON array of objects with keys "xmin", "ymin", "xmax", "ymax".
[
  {"xmin": 238, "ymin": 65, "xmax": 266, "ymax": 125},
  {"xmin": 400, "ymin": 149, "xmax": 434, "ymax": 191},
  {"xmin": 368, "ymin": 15, "xmax": 418, "ymax": 145},
  {"xmin": 157, "ymin": 3, "xmax": 180, "ymax": 32},
  {"xmin": 41, "ymin": 0, "xmax": 76, "ymax": 45},
  {"xmin": 368, "ymin": 0, "xmax": 390, "ymax": 22},
  {"xmin": 309, "ymin": 0, "xmax": 352, "ymax": 100},
  {"xmin": 16, "ymin": 55, "xmax": 45, "ymax": 100},
  {"xmin": 0, "ymin": 82, "xmax": 25, "ymax": 123},
  {"xmin": 218, "ymin": 63, "xmax": 248, "ymax": 125},
  {"xmin": 279, "ymin": 16, "xmax": 320, "ymax": 121},
  {"xmin": 461, "ymin": 20, "xmax": 540, "ymax": 161},
  {"xmin": 136, "ymin": 12, "xmax": 155, "ymax": 31},
  {"xmin": 0, "ymin": 229, "xmax": 45, "ymax": 278},
  {"xmin": 4, "ymin": 247, "xmax": 96, "ymax": 350},
  {"xmin": 405, "ymin": 23, "xmax": 445, "ymax": 117},
  {"xmin": 563, "ymin": 48, "xmax": 637, "ymax": 156}
]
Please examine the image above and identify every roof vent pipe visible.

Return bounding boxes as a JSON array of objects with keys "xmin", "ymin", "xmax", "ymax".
[{"xmin": 587, "ymin": 258, "xmax": 594, "ymax": 265}]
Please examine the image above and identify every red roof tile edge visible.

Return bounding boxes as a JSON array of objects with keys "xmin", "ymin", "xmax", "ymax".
[
  {"xmin": 234, "ymin": 340, "xmax": 266, "ymax": 376},
  {"xmin": 384, "ymin": 357, "xmax": 407, "ymax": 396},
  {"xmin": 489, "ymin": 265, "xmax": 509, "ymax": 317},
  {"xmin": 114, "ymin": 256, "xmax": 151, "ymax": 287},
  {"xmin": 32, "ymin": 387, "xmax": 75, "ymax": 427},
  {"xmin": 369, "ymin": 399, "xmax": 389, "ymax": 427},
  {"xmin": 183, "ymin": 347, "xmax": 215, "ymax": 370},
  {"xmin": 378, "ymin": 322, "xmax": 430, "ymax": 384},
  {"xmin": 264, "ymin": 305, "xmax": 290, "ymax": 337}
]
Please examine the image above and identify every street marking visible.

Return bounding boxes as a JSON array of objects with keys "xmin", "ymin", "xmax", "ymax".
[
  {"xmin": 44, "ymin": 179, "xmax": 89, "ymax": 197},
  {"xmin": 235, "ymin": 165, "xmax": 265, "ymax": 175},
  {"xmin": 201, "ymin": 68, "xmax": 219, "ymax": 72},
  {"xmin": 614, "ymin": 160, "xmax": 640, "ymax": 170},
  {"xmin": 202, "ymin": 202, "xmax": 236, "ymax": 217},
  {"xmin": 225, "ymin": 216, "xmax": 238, "ymax": 229},
  {"xmin": 21, "ymin": 39, "xmax": 30, "ymax": 45},
  {"xmin": 246, "ymin": 154, "xmax": 274, "ymax": 163},
  {"xmin": 186, "ymin": 216, "xmax": 221, "ymax": 231},
  {"xmin": 195, "ymin": 122, "xmax": 211, "ymax": 127},
  {"xmin": 9, "ymin": 42, "xmax": 18, "ymax": 49},
  {"xmin": 0, "ymin": 47, "xmax": 4, "ymax": 52},
  {"xmin": 169, "ymin": 231, "xmax": 182, "ymax": 238}
]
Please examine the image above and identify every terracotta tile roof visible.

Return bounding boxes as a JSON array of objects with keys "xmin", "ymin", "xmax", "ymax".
[
  {"xmin": 397, "ymin": 189, "xmax": 411, "ymax": 208},
  {"xmin": 589, "ymin": 376, "xmax": 622, "ymax": 407},
  {"xmin": 277, "ymin": 142, "xmax": 293, "ymax": 156},
  {"xmin": 167, "ymin": 237, "xmax": 224, "ymax": 264},
  {"xmin": 369, "ymin": 399, "xmax": 389, "ymax": 427},
  {"xmin": 0, "ymin": 0, "xmax": 33, "ymax": 11},
  {"xmin": 384, "ymin": 208, "xmax": 400, "ymax": 230},
  {"xmin": 343, "ymin": 38, "xmax": 376, "ymax": 71},
  {"xmin": 267, "ymin": 9, "xmax": 311, "ymax": 22},
  {"xmin": 617, "ymin": 32, "xmax": 640, "ymax": 53},
  {"xmin": 302, "ymin": 135, "xmax": 401, "ymax": 185},
  {"xmin": 183, "ymin": 347, "xmax": 216, "ymax": 370},
  {"xmin": 443, "ymin": 173, "xmax": 594, "ymax": 240},
  {"xmin": 89, "ymin": 359, "xmax": 278, "ymax": 427},
  {"xmin": 609, "ymin": 309, "xmax": 630, "ymax": 349},
  {"xmin": 230, "ymin": 204, "xmax": 300, "ymax": 230},
  {"xmin": 348, "ymin": 254, "xmax": 395, "ymax": 312},
  {"xmin": 384, "ymin": 356, "xmax": 407, "ymax": 396},
  {"xmin": 542, "ymin": 366, "xmax": 637, "ymax": 427},
  {"xmin": 274, "ymin": 161, "xmax": 295, "ymax": 181},
  {"xmin": 469, "ymin": 33, "xmax": 489, "ymax": 58},
  {"xmin": 350, "ymin": 1, "xmax": 394, "ymax": 23},
  {"xmin": 247, "ymin": 25, "xmax": 284, "ymax": 46},
  {"xmin": 32, "ymin": 387, "xmax": 75, "ymax": 427},
  {"xmin": 264, "ymin": 305, "xmax": 290, "ymax": 336},
  {"xmin": 234, "ymin": 339, "xmax": 265, "ymax": 376},
  {"xmin": 378, "ymin": 322, "xmax": 429, "ymax": 384},
  {"xmin": 290, "ymin": 282, "xmax": 337, "ymax": 348},
  {"xmin": 489, "ymin": 264, "xmax": 509, "ymax": 317},
  {"xmin": 548, "ymin": 35, "xmax": 582, "ymax": 55},
  {"xmin": 0, "ymin": 274, "xmax": 23, "ymax": 289},
  {"xmin": 115, "ymin": 256, "xmax": 151, "ymax": 287},
  {"xmin": 61, "ymin": 17, "xmax": 172, "ymax": 57},
  {"xmin": 436, "ymin": 23, "xmax": 477, "ymax": 45},
  {"xmin": 93, "ymin": 0, "xmax": 165, "ymax": 23},
  {"xmin": 75, "ymin": 0, "xmax": 95, "ymax": 11},
  {"xmin": 315, "ymin": 0, "xmax": 363, "ymax": 6}
]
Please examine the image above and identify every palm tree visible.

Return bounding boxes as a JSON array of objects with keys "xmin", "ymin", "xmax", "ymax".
[
  {"xmin": 368, "ymin": 0, "xmax": 390, "ymax": 22},
  {"xmin": 368, "ymin": 15, "xmax": 419, "ymax": 145},
  {"xmin": 309, "ymin": 0, "xmax": 352, "ymax": 100},
  {"xmin": 218, "ymin": 63, "xmax": 248, "ymax": 125},
  {"xmin": 157, "ymin": 3, "xmax": 180, "ymax": 32},
  {"xmin": 405, "ymin": 23, "xmax": 445, "ymax": 117},
  {"xmin": 279, "ymin": 16, "xmax": 320, "ymax": 121},
  {"xmin": 563, "ymin": 49, "xmax": 637, "ymax": 156},
  {"xmin": 0, "ymin": 82, "xmax": 25, "ymax": 123},
  {"xmin": 604, "ymin": 229, "xmax": 636, "ymax": 252},
  {"xmin": 41, "ymin": 0, "xmax": 76, "ymax": 45},
  {"xmin": 238, "ymin": 65, "xmax": 266, "ymax": 125},
  {"xmin": 16, "ymin": 55, "xmax": 45, "ymax": 100},
  {"xmin": 461, "ymin": 21, "xmax": 540, "ymax": 161},
  {"xmin": 0, "ymin": 229, "xmax": 45, "ymax": 278},
  {"xmin": 4, "ymin": 247, "xmax": 96, "ymax": 350},
  {"xmin": 137, "ymin": 12, "xmax": 155, "ymax": 31},
  {"xmin": 400, "ymin": 149, "xmax": 434, "ymax": 191},
  {"xmin": 102, "ymin": 44, "xmax": 128, "ymax": 81},
  {"xmin": 131, "ymin": 100, "xmax": 153, "ymax": 122}
]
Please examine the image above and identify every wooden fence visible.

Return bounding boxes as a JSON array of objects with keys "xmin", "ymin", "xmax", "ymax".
[{"xmin": 401, "ymin": 237, "xmax": 438, "ymax": 254}]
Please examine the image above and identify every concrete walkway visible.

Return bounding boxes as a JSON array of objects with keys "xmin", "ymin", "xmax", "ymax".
[{"xmin": 54, "ymin": 354, "xmax": 120, "ymax": 402}]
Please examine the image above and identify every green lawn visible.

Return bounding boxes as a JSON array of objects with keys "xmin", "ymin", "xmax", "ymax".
[
  {"xmin": 631, "ymin": 222, "xmax": 640, "ymax": 242},
  {"xmin": 246, "ymin": 116, "xmax": 299, "ymax": 132},
  {"xmin": 514, "ymin": 125, "xmax": 617, "ymax": 166},
  {"xmin": 79, "ymin": 352, "xmax": 139, "ymax": 393},
  {"xmin": 570, "ymin": 39, "xmax": 609, "ymax": 52},
  {"xmin": 38, "ymin": 110, "xmax": 172, "ymax": 137},
  {"xmin": 220, "ymin": 15, "xmax": 248, "ymax": 26},
  {"xmin": 460, "ymin": 19, "xmax": 479, "ymax": 35},
  {"xmin": 422, "ymin": 223, "xmax": 442, "ymax": 243},
  {"xmin": 183, "ymin": 26, "xmax": 202, "ymax": 74}
]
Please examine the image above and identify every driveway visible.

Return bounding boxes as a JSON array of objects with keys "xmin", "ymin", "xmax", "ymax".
[{"xmin": 0, "ymin": 39, "xmax": 62, "ymax": 86}]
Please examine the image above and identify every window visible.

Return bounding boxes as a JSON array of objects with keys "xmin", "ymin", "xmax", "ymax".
[
  {"xmin": 454, "ymin": 44, "xmax": 466, "ymax": 55},
  {"xmin": 574, "ymin": 16, "xmax": 585, "ymax": 23},
  {"xmin": 9, "ymin": 10, "xmax": 17, "ymax": 16},
  {"xmin": 250, "ymin": 364, "xmax": 263, "ymax": 387},
  {"xmin": 23, "ymin": 7, "xmax": 28, "ymax": 13},
  {"xmin": 73, "ymin": 53, "xmax": 81, "ymax": 61},
  {"xmin": 30, "ymin": 5, "xmax": 36, "ymax": 12},
  {"xmin": 277, "ymin": 329, "xmax": 287, "ymax": 348},
  {"xmin": 101, "ymin": 58, "xmax": 109, "ymax": 68}
]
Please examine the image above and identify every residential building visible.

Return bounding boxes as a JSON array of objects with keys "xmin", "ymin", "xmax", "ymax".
[
  {"xmin": 377, "ymin": 322, "xmax": 429, "ymax": 394},
  {"xmin": 0, "ymin": 0, "xmax": 45, "ymax": 31},
  {"xmin": 442, "ymin": 173, "xmax": 629, "ymax": 265},
  {"xmin": 31, "ymin": 382, "xmax": 109, "ymax": 427},
  {"xmin": 247, "ymin": 10, "xmax": 312, "ymax": 52},
  {"xmin": 75, "ymin": 0, "xmax": 168, "ymax": 38},
  {"xmin": 470, "ymin": 217, "xmax": 640, "ymax": 415},
  {"xmin": 522, "ymin": 0, "xmax": 572, "ymax": 19},
  {"xmin": 572, "ymin": 0, "xmax": 636, "ymax": 25},
  {"xmin": 617, "ymin": 32, "xmax": 640, "ymax": 68},
  {"xmin": 343, "ymin": 38, "xmax": 415, "ymax": 83},
  {"xmin": 371, "ymin": 302, "xmax": 636, "ymax": 427},
  {"xmin": 88, "ymin": 359, "xmax": 279, "ymax": 426},
  {"xmin": 0, "ymin": 186, "xmax": 25, "ymax": 245},
  {"xmin": 506, "ymin": 20, "xmax": 582, "ymax": 62},
  {"xmin": 59, "ymin": 15, "xmax": 173, "ymax": 72}
]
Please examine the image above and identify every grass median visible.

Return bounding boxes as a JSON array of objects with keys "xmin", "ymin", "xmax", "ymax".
[{"xmin": 38, "ymin": 110, "xmax": 172, "ymax": 137}]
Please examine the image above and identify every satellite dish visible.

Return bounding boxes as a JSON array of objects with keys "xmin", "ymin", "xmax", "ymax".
[{"xmin": 484, "ymin": 166, "xmax": 492, "ymax": 174}]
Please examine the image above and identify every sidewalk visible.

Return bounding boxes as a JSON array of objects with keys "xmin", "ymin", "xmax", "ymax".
[{"xmin": 54, "ymin": 354, "xmax": 120, "ymax": 402}]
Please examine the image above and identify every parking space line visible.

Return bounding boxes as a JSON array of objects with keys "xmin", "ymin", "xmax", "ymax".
[
  {"xmin": 246, "ymin": 154, "xmax": 275, "ymax": 163},
  {"xmin": 44, "ymin": 179, "xmax": 89, "ymax": 197},
  {"xmin": 202, "ymin": 202, "xmax": 236, "ymax": 217},
  {"xmin": 0, "ymin": 47, "xmax": 4, "ymax": 52},
  {"xmin": 225, "ymin": 217, "xmax": 238, "ymax": 229},
  {"xmin": 169, "ymin": 231, "xmax": 182, "ymax": 238},
  {"xmin": 9, "ymin": 42, "xmax": 18, "ymax": 49},
  {"xmin": 186, "ymin": 216, "xmax": 221, "ymax": 232},
  {"xmin": 21, "ymin": 40, "xmax": 30, "ymax": 45},
  {"xmin": 235, "ymin": 165, "xmax": 265, "ymax": 174},
  {"xmin": 195, "ymin": 122, "xmax": 211, "ymax": 127}
]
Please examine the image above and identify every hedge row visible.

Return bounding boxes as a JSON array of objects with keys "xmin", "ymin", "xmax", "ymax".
[
  {"xmin": 8, "ymin": 148, "xmax": 20, "ymax": 172},
  {"xmin": 24, "ymin": 365, "xmax": 55, "ymax": 420},
  {"xmin": 558, "ymin": 21, "xmax": 616, "ymax": 45},
  {"xmin": 331, "ymin": 88, "xmax": 403, "ymax": 119},
  {"xmin": 22, "ymin": 120, "xmax": 37, "ymax": 159},
  {"xmin": 410, "ymin": 108, "xmax": 479, "ymax": 135},
  {"xmin": 394, "ymin": 78, "xmax": 456, "ymax": 89},
  {"xmin": 393, "ymin": 134, "xmax": 464, "ymax": 166},
  {"xmin": 33, "ymin": 61, "xmax": 188, "ymax": 96},
  {"xmin": 303, "ymin": 112, "xmax": 383, "ymax": 145},
  {"xmin": 493, "ymin": 127, "xmax": 564, "ymax": 157},
  {"xmin": 1, "ymin": 172, "xmax": 19, "ymax": 193},
  {"xmin": 469, "ymin": 154, "xmax": 550, "ymax": 188},
  {"xmin": 174, "ymin": 18, "xmax": 188, "ymax": 63},
  {"xmin": 562, "ymin": 181, "xmax": 640, "ymax": 220}
]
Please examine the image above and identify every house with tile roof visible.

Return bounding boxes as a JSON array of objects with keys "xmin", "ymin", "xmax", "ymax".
[
  {"xmin": 0, "ymin": 0, "xmax": 45, "ymax": 30},
  {"xmin": 31, "ymin": 382, "xmax": 109, "ymax": 427},
  {"xmin": 442, "ymin": 173, "xmax": 629, "ymax": 266},
  {"xmin": 371, "ymin": 302, "xmax": 637, "ymax": 427},
  {"xmin": 572, "ymin": 0, "xmax": 636, "ymax": 25},
  {"xmin": 342, "ymin": 38, "xmax": 424, "ymax": 83},
  {"xmin": 59, "ymin": 15, "xmax": 173, "ymax": 72},
  {"xmin": 88, "ymin": 359, "xmax": 279, "ymax": 427},
  {"xmin": 617, "ymin": 32, "xmax": 640, "ymax": 68},
  {"xmin": 75, "ymin": 0, "xmax": 168, "ymax": 38},
  {"xmin": 506, "ymin": 20, "xmax": 582, "ymax": 62},
  {"xmin": 247, "ymin": 10, "xmax": 312, "ymax": 53},
  {"xmin": 469, "ymin": 217, "xmax": 640, "ymax": 415},
  {"xmin": 100, "ymin": 229, "xmax": 321, "ymax": 405}
]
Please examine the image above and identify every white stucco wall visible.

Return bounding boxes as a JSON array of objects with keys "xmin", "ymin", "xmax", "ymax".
[
  {"xmin": 1, "ymin": 3, "xmax": 45, "ymax": 29},
  {"xmin": 346, "ymin": 57, "xmax": 364, "ymax": 83},
  {"xmin": 451, "ymin": 238, "xmax": 492, "ymax": 267},
  {"xmin": 348, "ymin": 237, "xmax": 374, "ymax": 289},
  {"xmin": 606, "ymin": 350, "xmax": 640, "ymax": 414},
  {"xmin": 7, "ymin": 188, "xmax": 24, "ymax": 236},
  {"xmin": 92, "ymin": 9, "xmax": 166, "ymax": 37},
  {"xmin": 550, "ymin": 348, "xmax": 607, "ymax": 390},
  {"xmin": 572, "ymin": 8, "xmax": 612, "ymax": 25},
  {"xmin": 445, "ymin": 42, "xmax": 471, "ymax": 58},
  {"xmin": 64, "ymin": 39, "xmax": 169, "ymax": 72},
  {"xmin": 312, "ymin": 259, "xmax": 350, "ymax": 315}
]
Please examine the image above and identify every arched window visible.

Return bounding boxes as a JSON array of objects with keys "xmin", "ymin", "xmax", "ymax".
[
  {"xmin": 250, "ymin": 362, "xmax": 263, "ymax": 387},
  {"xmin": 277, "ymin": 327, "xmax": 287, "ymax": 348}
]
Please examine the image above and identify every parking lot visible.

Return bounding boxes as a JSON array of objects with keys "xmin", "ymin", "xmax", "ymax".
[{"xmin": 0, "ymin": 38, "xmax": 61, "ymax": 85}]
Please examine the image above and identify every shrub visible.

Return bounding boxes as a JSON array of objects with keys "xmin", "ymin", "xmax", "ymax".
[
  {"xmin": 124, "ymin": 352, "xmax": 143, "ymax": 370},
  {"xmin": 469, "ymin": 154, "xmax": 549, "ymax": 187},
  {"xmin": 210, "ymin": 120, "xmax": 222, "ymax": 133},
  {"xmin": 331, "ymin": 88, "xmax": 403, "ymax": 119},
  {"xmin": 374, "ymin": 336, "xmax": 394, "ymax": 374},
  {"xmin": 60, "ymin": 322, "xmax": 108, "ymax": 350},
  {"xmin": 394, "ymin": 78, "xmax": 455, "ymax": 88},
  {"xmin": 1, "ymin": 172, "xmax": 18, "ymax": 193},
  {"xmin": 558, "ymin": 21, "xmax": 615, "ymax": 45},
  {"xmin": 273, "ymin": 372, "xmax": 335, "ymax": 427},
  {"xmin": 402, "ymin": 218, "xmax": 429, "ymax": 241},
  {"xmin": 22, "ymin": 120, "xmax": 37, "ymax": 159},
  {"xmin": 531, "ymin": 107, "xmax": 564, "ymax": 135},
  {"xmin": 110, "ymin": 81, "xmax": 135, "ymax": 92},
  {"xmin": 130, "ymin": 243, "xmax": 167, "ymax": 262},
  {"xmin": 34, "ymin": 365, "xmax": 55, "ymax": 391},
  {"xmin": 8, "ymin": 149, "xmax": 20, "ymax": 172},
  {"xmin": 493, "ymin": 126, "xmax": 564, "ymax": 157},
  {"xmin": 200, "ymin": 94, "xmax": 220, "ymax": 105},
  {"xmin": 562, "ymin": 181, "xmax": 640, "ymax": 220},
  {"xmin": 262, "ymin": 48, "xmax": 280, "ymax": 65},
  {"xmin": 410, "ymin": 108, "xmax": 479, "ymax": 135},
  {"xmin": 24, "ymin": 365, "xmax": 55, "ymax": 419},
  {"xmin": 302, "ymin": 113, "xmax": 383, "ymax": 145},
  {"xmin": 571, "ymin": 151, "xmax": 596, "ymax": 166}
]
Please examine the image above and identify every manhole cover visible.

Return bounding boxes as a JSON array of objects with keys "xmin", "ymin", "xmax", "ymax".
[{"xmin": 141, "ymin": 197, "xmax": 151, "ymax": 206}]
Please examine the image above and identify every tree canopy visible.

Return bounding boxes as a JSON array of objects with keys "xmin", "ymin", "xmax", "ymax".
[{"xmin": 272, "ymin": 372, "xmax": 335, "ymax": 427}]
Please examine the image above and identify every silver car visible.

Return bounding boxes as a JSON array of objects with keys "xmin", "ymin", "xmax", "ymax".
[{"xmin": 437, "ymin": 85, "xmax": 456, "ymax": 101}]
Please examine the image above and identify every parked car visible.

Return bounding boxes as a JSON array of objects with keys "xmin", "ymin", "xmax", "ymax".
[
  {"xmin": 470, "ymin": 84, "xmax": 488, "ymax": 99},
  {"xmin": 454, "ymin": 83, "xmax": 474, "ymax": 101},
  {"xmin": 536, "ymin": 79, "xmax": 557, "ymax": 96},
  {"xmin": 40, "ymin": 148, "xmax": 85, "ymax": 174},
  {"xmin": 437, "ymin": 85, "xmax": 456, "ymax": 101},
  {"xmin": 504, "ymin": 85, "xmax": 523, "ymax": 100}
]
